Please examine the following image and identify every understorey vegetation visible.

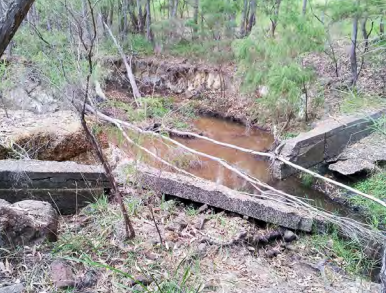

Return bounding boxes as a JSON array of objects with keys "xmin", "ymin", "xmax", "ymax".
[
  {"xmin": 0, "ymin": 0, "xmax": 384, "ymax": 131},
  {"xmin": 348, "ymin": 122, "xmax": 386, "ymax": 231},
  {"xmin": 0, "ymin": 0, "xmax": 386, "ymax": 292}
]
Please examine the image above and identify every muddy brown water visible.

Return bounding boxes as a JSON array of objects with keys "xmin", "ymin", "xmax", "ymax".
[{"xmin": 112, "ymin": 116, "xmax": 353, "ymax": 217}]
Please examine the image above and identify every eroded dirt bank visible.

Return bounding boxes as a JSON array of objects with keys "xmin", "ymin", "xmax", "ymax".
[{"xmin": 103, "ymin": 56, "xmax": 262, "ymax": 125}]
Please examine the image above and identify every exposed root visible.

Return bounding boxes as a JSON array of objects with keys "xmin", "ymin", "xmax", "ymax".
[{"xmin": 200, "ymin": 231, "xmax": 248, "ymax": 246}]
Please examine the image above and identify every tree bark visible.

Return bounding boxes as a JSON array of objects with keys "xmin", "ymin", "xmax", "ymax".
[
  {"xmin": 361, "ymin": 15, "xmax": 370, "ymax": 53},
  {"xmin": 193, "ymin": 0, "xmax": 199, "ymax": 39},
  {"xmin": 168, "ymin": 0, "xmax": 173, "ymax": 18},
  {"xmin": 350, "ymin": 6, "xmax": 359, "ymax": 86},
  {"xmin": 240, "ymin": 0, "xmax": 248, "ymax": 37},
  {"xmin": 246, "ymin": 0, "xmax": 256, "ymax": 34},
  {"xmin": 0, "ymin": 0, "xmax": 35, "ymax": 57},
  {"xmin": 146, "ymin": 0, "xmax": 154, "ymax": 43},
  {"xmin": 122, "ymin": 0, "xmax": 129, "ymax": 34},
  {"xmin": 172, "ymin": 0, "xmax": 179, "ymax": 18},
  {"xmin": 302, "ymin": 0, "xmax": 307, "ymax": 16},
  {"xmin": 270, "ymin": 0, "xmax": 282, "ymax": 38},
  {"xmin": 381, "ymin": 245, "xmax": 386, "ymax": 293},
  {"xmin": 137, "ymin": 0, "xmax": 144, "ymax": 33}
]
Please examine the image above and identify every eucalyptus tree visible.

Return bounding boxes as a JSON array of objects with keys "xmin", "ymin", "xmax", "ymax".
[
  {"xmin": 240, "ymin": 0, "xmax": 258, "ymax": 37},
  {"xmin": 0, "ymin": 0, "xmax": 35, "ymax": 57},
  {"xmin": 234, "ymin": 0, "xmax": 325, "ymax": 126},
  {"xmin": 326, "ymin": 0, "xmax": 386, "ymax": 86}
]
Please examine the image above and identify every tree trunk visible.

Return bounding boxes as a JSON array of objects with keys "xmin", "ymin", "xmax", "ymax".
[
  {"xmin": 169, "ymin": 0, "xmax": 173, "ymax": 18},
  {"xmin": 381, "ymin": 14, "xmax": 384, "ymax": 39},
  {"xmin": 146, "ymin": 0, "xmax": 154, "ymax": 43},
  {"xmin": 361, "ymin": 16, "xmax": 369, "ymax": 51},
  {"xmin": 240, "ymin": 0, "xmax": 248, "ymax": 37},
  {"xmin": 172, "ymin": 0, "xmax": 179, "ymax": 18},
  {"xmin": 350, "ymin": 8, "xmax": 359, "ymax": 86},
  {"xmin": 271, "ymin": 0, "xmax": 281, "ymax": 38},
  {"xmin": 5, "ymin": 41, "xmax": 13, "ymax": 57},
  {"xmin": 128, "ymin": 1, "xmax": 137, "ymax": 33},
  {"xmin": 246, "ymin": 0, "xmax": 256, "ymax": 34},
  {"xmin": 302, "ymin": 0, "xmax": 307, "ymax": 16},
  {"xmin": 381, "ymin": 245, "xmax": 386, "ymax": 293},
  {"xmin": 122, "ymin": 0, "xmax": 129, "ymax": 35},
  {"xmin": 137, "ymin": 0, "xmax": 144, "ymax": 33},
  {"xmin": 193, "ymin": 0, "xmax": 199, "ymax": 39},
  {"xmin": 0, "ymin": 0, "xmax": 35, "ymax": 57}
]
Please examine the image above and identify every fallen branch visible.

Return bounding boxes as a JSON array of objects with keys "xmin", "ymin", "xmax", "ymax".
[{"xmin": 104, "ymin": 22, "xmax": 141, "ymax": 107}]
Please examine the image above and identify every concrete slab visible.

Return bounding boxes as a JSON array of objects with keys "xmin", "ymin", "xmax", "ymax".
[
  {"xmin": 135, "ymin": 165, "xmax": 315, "ymax": 232},
  {"xmin": 273, "ymin": 109, "xmax": 386, "ymax": 179},
  {"xmin": 0, "ymin": 160, "xmax": 110, "ymax": 214}
]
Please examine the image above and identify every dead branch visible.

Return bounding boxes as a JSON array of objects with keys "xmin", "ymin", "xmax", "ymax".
[
  {"xmin": 148, "ymin": 205, "xmax": 163, "ymax": 245},
  {"xmin": 382, "ymin": 247, "xmax": 386, "ymax": 293},
  {"xmin": 104, "ymin": 22, "xmax": 141, "ymax": 107},
  {"xmin": 76, "ymin": 0, "xmax": 135, "ymax": 240},
  {"xmin": 114, "ymin": 123, "xmax": 200, "ymax": 179}
]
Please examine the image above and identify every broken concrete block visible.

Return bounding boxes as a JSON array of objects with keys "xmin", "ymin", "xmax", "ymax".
[
  {"xmin": 0, "ymin": 159, "xmax": 110, "ymax": 214},
  {"xmin": 135, "ymin": 165, "xmax": 314, "ymax": 232},
  {"xmin": 0, "ymin": 200, "xmax": 58, "ymax": 247}
]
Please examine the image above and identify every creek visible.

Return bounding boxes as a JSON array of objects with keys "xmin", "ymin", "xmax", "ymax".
[{"xmin": 114, "ymin": 114, "xmax": 354, "ymax": 217}]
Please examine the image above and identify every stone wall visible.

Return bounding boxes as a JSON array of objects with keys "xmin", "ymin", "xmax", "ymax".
[{"xmin": 273, "ymin": 110, "xmax": 386, "ymax": 179}]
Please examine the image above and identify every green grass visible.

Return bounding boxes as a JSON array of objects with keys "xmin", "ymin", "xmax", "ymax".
[
  {"xmin": 49, "ymin": 191, "xmax": 205, "ymax": 292},
  {"xmin": 339, "ymin": 90, "xmax": 386, "ymax": 114},
  {"xmin": 350, "ymin": 170, "xmax": 386, "ymax": 229},
  {"xmin": 139, "ymin": 97, "xmax": 174, "ymax": 119},
  {"xmin": 186, "ymin": 206, "xmax": 199, "ymax": 217},
  {"xmin": 70, "ymin": 254, "xmax": 202, "ymax": 293},
  {"xmin": 304, "ymin": 229, "xmax": 378, "ymax": 277},
  {"xmin": 300, "ymin": 173, "xmax": 314, "ymax": 187},
  {"xmin": 104, "ymin": 97, "xmax": 174, "ymax": 122},
  {"xmin": 370, "ymin": 115, "xmax": 386, "ymax": 137},
  {"xmin": 282, "ymin": 132, "xmax": 299, "ymax": 140}
]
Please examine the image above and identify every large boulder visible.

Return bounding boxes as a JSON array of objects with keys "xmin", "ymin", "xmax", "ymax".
[
  {"xmin": 0, "ymin": 200, "xmax": 58, "ymax": 247},
  {"xmin": 0, "ymin": 110, "xmax": 91, "ymax": 161}
]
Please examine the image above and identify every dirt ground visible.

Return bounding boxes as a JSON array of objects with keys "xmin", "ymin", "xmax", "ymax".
[{"xmin": 0, "ymin": 184, "xmax": 380, "ymax": 293}]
